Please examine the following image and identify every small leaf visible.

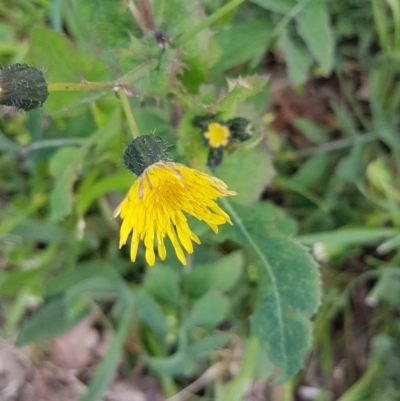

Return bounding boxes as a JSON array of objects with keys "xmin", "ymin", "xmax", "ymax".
[
  {"xmin": 133, "ymin": 289, "xmax": 169, "ymax": 337},
  {"xmin": 186, "ymin": 292, "xmax": 230, "ymax": 328},
  {"xmin": 295, "ymin": 0, "xmax": 334, "ymax": 75},
  {"xmin": 277, "ymin": 28, "xmax": 312, "ymax": 86},
  {"xmin": 144, "ymin": 265, "xmax": 181, "ymax": 307},
  {"xmin": 212, "ymin": 20, "xmax": 272, "ymax": 72},
  {"xmin": 250, "ymin": 0, "xmax": 295, "ymax": 13},
  {"xmin": 184, "ymin": 251, "xmax": 244, "ymax": 298},
  {"xmin": 187, "ymin": 333, "xmax": 232, "ymax": 356}
]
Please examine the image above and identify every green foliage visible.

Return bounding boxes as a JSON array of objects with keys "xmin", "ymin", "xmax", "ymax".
[{"xmin": 2, "ymin": 0, "xmax": 400, "ymax": 400}]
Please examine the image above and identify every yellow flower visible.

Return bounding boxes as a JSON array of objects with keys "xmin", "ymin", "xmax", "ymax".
[
  {"xmin": 113, "ymin": 136, "xmax": 236, "ymax": 266},
  {"xmin": 204, "ymin": 122, "xmax": 231, "ymax": 148}
]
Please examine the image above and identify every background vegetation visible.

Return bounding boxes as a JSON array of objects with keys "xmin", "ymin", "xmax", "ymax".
[{"xmin": 1, "ymin": 0, "xmax": 400, "ymax": 400}]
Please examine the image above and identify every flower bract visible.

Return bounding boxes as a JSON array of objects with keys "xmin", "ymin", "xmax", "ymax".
[{"xmin": 113, "ymin": 136, "xmax": 236, "ymax": 266}]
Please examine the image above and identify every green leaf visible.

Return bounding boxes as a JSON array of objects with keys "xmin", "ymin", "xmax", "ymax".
[
  {"xmin": 145, "ymin": 351, "xmax": 197, "ymax": 376},
  {"xmin": 186, "ymin": 292, "xmax": 230, "ymax": 328},
  {"xmin": 27, "ymin": 27, "xmax": 108, "ymax": 112},
  {"xmin": 144, "ymin": 265, "xmax": 180, "ymax": 307},
  {"xmin": 277, "ymin": 28, "xmax": 312, "ymax": 87},
  {"xmin": 187, "ymin": 333, "xmax": 232, "ymax": 356},
  {"xmin": 10, "ymin": 219, "xmax": 70, "ymax": 243},
  {"xmin": 78, "ymin": 171, "xmax": 132, "ymax": 216},
  {"xmin": 184, "ymin": 251, "xmax": 244, "ymax": 298},
  {"xmin": 0, "ymin": 130, "xmax": 20, "ymax": 152},
  {"xmin": 49, "ymin": 112, "xmax": 120, "ymax": 220},
  {"xmin": 46, "ymin": 261, "xmax": 123, "ymax": 297},
  {"xmin": 250, "ymin": 0, "xmax": 295, "ymax": 13},
  {"xmin": 291, "ymin": 153, "xmax": 330, "ymax": 187},
  {"xmin": 212, "ymin": 20, "xmax": 272, "ymax": 72},
  {"xmin": 133, "ymin": 289, "xmax": 169, "ymax": 338},
  {"xmin": 206, "ymin": 75, "xmax": 269, "ymax": 114},
  {"xmin": 218, "ymin": 201, "xmax": 298, "ymax": 244},
  {"xmin": 293, "ymin": 117, "xmax": 326, "ymax": 143},
  {"xmin": 16, "ymin": 294, "xmax": 88, "ymax": 346},
  {"xmin": 222, "ymin": 200, "xmax": 320, "ymax": 382},
  {"xmin": 336, "ymin": 142, "xmax": 364, "ymax": 182},
  {"xmin": 214, "ymin": 147, "xmax": 274, "ymax": 206},
  {"xmin": 295, "ymin": 0, "xmax": 334, "ymax": 75}
]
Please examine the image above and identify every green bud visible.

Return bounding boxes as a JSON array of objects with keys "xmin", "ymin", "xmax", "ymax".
[{"xmin": 0, "ymin": 63, "xmax": 49, "ymax": 111}]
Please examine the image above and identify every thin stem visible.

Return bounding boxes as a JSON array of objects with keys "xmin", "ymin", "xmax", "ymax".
[
  {"xmin": 275, "ymin": 132, "xmax": 379, "ymax": 161},
  {"xmin": 118, "ymin": 88, "xmax": 140, "ymax": 139},
  {"xmin": 25, "ymin": 138, "xmax": 86, "ymax": 151},
  {"xmin": 172, "ymin": 0, "xmax": 247, "ymax": 48},
  {"xmin": 47, "ymin": 59, "xmax": 157, "ymax": 93}
]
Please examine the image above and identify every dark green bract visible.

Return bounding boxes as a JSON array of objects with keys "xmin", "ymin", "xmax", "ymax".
[
  {"xmin": 0, "ymin": 63, "xmax": 49, "ymax": 111},
  {"xmin": 123, "ymin": 135, "xmax": 170, "ymax": 176}
]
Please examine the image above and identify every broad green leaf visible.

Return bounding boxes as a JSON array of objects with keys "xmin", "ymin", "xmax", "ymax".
[
  {"xmin": 184, "ymin": 251, "xmax": 244, "ymax": 298},
  {"xmin": 144, "ymin": 265, "xmax": 180, "ymax": 307},
  {"xmin": 27, "ymin": 27, "xmax": 108, "ymax": 112},
  {"xmin": 0, "ymin": 268, "xmax": 45, "ymax": 297},
  {"xmin": 277, "ymin": 28, "xmax": 312, "ymax": 87},
  {"xmin": 185, "ymin": 292, "xmax": 230, "ymax": 328},
  {"xmin": 46, "ymin": 261, "xmax": 122, "ymax": 296},
  {"xmin": 295, "ymin": 0, "xmax": 334, "ymax": 75},
  {"xmin": 16, "ymin": 294, "xmax": 88, "ymax": 346},
  {"xmin": 218, "ymin": 201, "xmax": 298, "ymax": 243},
  {"xmin": 368, "ymin": 268, "xmax": 400, "ymax": 309},
  {"xmin": 133, "ymin": 289, "xmax": 169, "ymax": 338},
  {"xmin": 212, "ymin": 20, "xmax": 272, "ymax": 72},
  {"xmin": 10, "ymin": 219, "xmax": 70, "ymax": 243},
  {"xmin": 215, "ymin": 147, "xmax": 273, "ymax": 206},
  {"xmin": 222, "ymin": 200, "xmax": 320, "ymax": 382}
]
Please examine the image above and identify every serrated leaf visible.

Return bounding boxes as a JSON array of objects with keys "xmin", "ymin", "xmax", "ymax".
[
  {"xmin": 186, "ymin": 292, "xmax": 230, "ymax": 328},
  {"xmin": 222, "ymin": 200, "xmax": 320, "ymax": 382},
  {"xmin": 295, "ymin": 0, "xmax": 334, "ymax": 75}
]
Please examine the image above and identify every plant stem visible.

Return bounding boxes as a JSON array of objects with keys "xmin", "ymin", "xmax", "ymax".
[
  {"xmin": 172, "ymin": 0, "xmax": 247, "ymax": 48},
  {"xmin": 47, "ymin": 59, "xmax": 157, "ymax": 93},
  {"xmin": 118, "ymin": 88, "xmax": 140, "ymax": 139}
]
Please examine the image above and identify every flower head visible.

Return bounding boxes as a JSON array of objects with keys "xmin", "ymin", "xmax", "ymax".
[
  {"xmin": 0, "ymin": 63, "xmax": 48, "ymax": 111},
  {"xmin": 113, "ymin": 135, "xmax": 236, "ymax": 266},
  {"xmin": 193, "ymin": 115, "xmax": 252, "ymax": 167}
]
